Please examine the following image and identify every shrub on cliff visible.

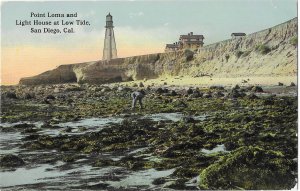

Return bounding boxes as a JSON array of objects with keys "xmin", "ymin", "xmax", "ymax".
[
  {"xmin": 241, "ymin": 50, "xmax": 251, "ymax": 57},
  {"xmin": 225, "ymin": 54, "xmax": 230, "ymax": 62},
  {"xmin": 290, "ymin": 36, "xmax": 297, "ymax": 46},
  {"xmin": 235, "ymin": 50, "xmax": 244, "ymax": 58},
  {"xmin": 184, "ymin": 49, "xmax": 194, "ymax": 61},
  {"xmin": 255, "ymin": 44, "xmax": 271, "ymax": 55}
]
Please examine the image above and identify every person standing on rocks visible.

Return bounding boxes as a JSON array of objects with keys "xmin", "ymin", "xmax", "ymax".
[{"xmin": 131, "ymin": 89, "xmax": 146, "ymax": 110}]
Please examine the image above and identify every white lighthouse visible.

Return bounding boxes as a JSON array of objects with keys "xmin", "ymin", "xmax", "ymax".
[{"xmin": 102, "ymin": 13, "xmax": 117, "ymax": 61}]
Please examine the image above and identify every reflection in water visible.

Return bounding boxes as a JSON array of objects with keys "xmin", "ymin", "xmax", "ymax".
[
  {"xmin": 0, "ymin": 113, "xmax": 206, "ymax": 189},
  {"xmin": 0, "ymin": 163, "xmax": 65, "ymax": 187}
]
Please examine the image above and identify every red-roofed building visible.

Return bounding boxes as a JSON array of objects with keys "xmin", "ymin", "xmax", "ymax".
[{"xmin": 179, "ymin": 32, "xmax": 204, "ymax": 49}]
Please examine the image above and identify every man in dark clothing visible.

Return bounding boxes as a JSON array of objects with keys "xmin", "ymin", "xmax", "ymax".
[{"xmin": 131, "ymin": 90, "xmax": 146, "ymax": 110}]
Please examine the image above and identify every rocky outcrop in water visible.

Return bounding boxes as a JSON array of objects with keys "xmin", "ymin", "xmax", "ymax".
[
  {"xmin": 0, "ymin": 154, "xmax": 25, "ymax": 167},
  {"xmin": 19, "ymin": 18, "xmax": 297, "ymax": 85}
]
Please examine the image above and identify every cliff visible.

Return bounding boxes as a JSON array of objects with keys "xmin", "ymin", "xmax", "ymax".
[{"xmin": 19, "ymin": 18, "xmax": 297, "ymax": 85}]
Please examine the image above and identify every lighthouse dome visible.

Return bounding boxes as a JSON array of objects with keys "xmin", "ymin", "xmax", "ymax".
[{"xmin": 106, "ymin": 13, "xmax": 112, "ymax": 17}]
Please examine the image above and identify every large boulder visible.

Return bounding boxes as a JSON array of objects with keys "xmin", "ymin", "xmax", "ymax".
[
  {"xmin": 227, "ymin": 89, "xmax": 246, "ymax": 98},
  {"xmin": 199, "ymin": 146, "xmax": 296, "ymax": 190},
  {"xmin": 5, "ymin": 92, "xmax": 17, "ymax": 99},
  {"xmin": 251, "ymin": 86, "xmax": 264, "ymax": 93},
  {"xmin": 0, "ymin": 154, "xmax": 25, "ymax": 167}
]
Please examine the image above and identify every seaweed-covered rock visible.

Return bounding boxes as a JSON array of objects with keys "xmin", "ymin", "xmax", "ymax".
[
  {"xmin": 199, "ymin": 146, "xmax": 296, "ymax": 190},
  {"xmin": 203, "ymin": 93, "xmax": 212, "ymax": 98},
  {"xmin": 93, "ymin": 158, "xmax": 115, "ymax": 167},
  {"xmin": 173, "ymin": 99, "xmax": 188, "ymax": 108},
  {"xmin": 139, "ymin": 82, "xmax": 144, "ymax": 87},
  {"xmin": 263, "ymin": 96, "xmax": 275, "ymax": 105},
  {"xmin": 119, "ymin": 155, "xmax": 146, "ymax": 170},
  {"xmin": 13, "ymin": 123, "xmax": 35, "ymax": 129},
  {"xmin": 224, "ymin": 141, "xmax": 238, "ymax": 151},
  {"xmin": 182, "ymin": 116, "xmax": 195, "ymax": 123},
  {"xmin": 212, "ymin": 91, "xmax": 224, "ymax": 98},
  {"xmin": 65, "ymin": 86, "xmax": 84, "ymax": 92},
  {"xmin": 186, "ymin": 88, "xmax": 193, "ymax": 95},
  {"xmin": 162, "ymin": 88, "xmax": 169, "ymax": 93},
  {"xmin": 209, "ymin": 86, "xmax": 224, "ymax": 90},
  {"xmin": 251, "ymin": 86, "xmax": 263, "ymax": 93},
  {"xmin": 156, "ymin": 88, "xmax": 164, "ymax": 94},
  {"xmin": 247, "ymin": 93, "xmax": 258, "ymax": 99},
  {"xmin": 24, "ymin": 93, "xmax": 34, "ymax": 99},
  {"xmin": 86, "ymin": 183, "xmax": 109, "ymax": 190},
  {"xmin": 232, "ymin": 84, "xmax": 240, "ymax": 90},
  {"xmin": 45, "ymin": 95, "xmax": 55, "ymax": 100},
  {"xmin": 170, "ymin": 90, "xmax": 177, "ymax": 96},
  {"xmin": 164, "ymin": 178, "xmax": 188, "ymax": 189},
  {"xmin": 152, "ymin": 177, "xmax": 166, "ymax": 185},
  {"xmin": 227, "ymin": 89, "xmax": 245, "ymax": 98},
  {"xmin": 5, "ymin": 91, "xmax": 17, "ymax": 99},
  {"xmin": 101, "ymin": 87, "xmax": 111, "ymax": 92},
  {"xmin": 189, "ymin": 91, "xmax": 202, "ymax": 98},
  {"xmin": 0, "ymin": 154, "xmax": 25, "ymax": 167}
]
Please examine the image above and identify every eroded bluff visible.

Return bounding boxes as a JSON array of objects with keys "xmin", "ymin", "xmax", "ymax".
[{"xmin": 19, "ymin": 18, "xmax": 297, "ymax": 85}]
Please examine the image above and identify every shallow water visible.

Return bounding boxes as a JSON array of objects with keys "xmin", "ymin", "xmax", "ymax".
[
  {"xmin": 201, "ymin": 144, "xmax": 229, "ymax": 154},
  {"xmin": 0, "ymin": 113, "xmax": 206, "ymax": 190},
  {"xmin": 144, "ymin": 112, "xmax": 206, "ymax": 122},
  {"xmin": 107, "ymin": 168, "xmax": 175, "ymax": 189},
  {"xmin": 0, "ymin": 162, "xmax": 65, "ymax": 187},
  {"xmin": 186, "ymin": 175, "xmax": 201, "ymax": 188},
  {"xmin": 0, "ymin": 161, "xmax": 123, "ymax": 189},
  {"xmin": 39, "ymin": 117, "xmax": 124, "ymax": 136},
  {"xmin": 1, "ymin": 112, "xmax": 206, "ymax": 137},
  {"xmin": 1, "ymin": 121, "xmax": 43, "ymax": 128},
  {"xmin": 0, "ymin": 132, "xmax": 23, "ymax": 155},
  {"xmin": 57, "ymin": 117, "xmax": 123, "ymax": 128}
]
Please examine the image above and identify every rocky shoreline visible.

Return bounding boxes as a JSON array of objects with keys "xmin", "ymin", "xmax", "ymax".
[{"xmin": 0, "ymin": 83, "xmax": 297, "ymax": 190}]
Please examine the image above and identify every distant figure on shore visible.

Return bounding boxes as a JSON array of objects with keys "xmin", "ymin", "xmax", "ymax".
[{"xmin": 131, "ymin": 90, "xmax": 146, "ymax": 110}]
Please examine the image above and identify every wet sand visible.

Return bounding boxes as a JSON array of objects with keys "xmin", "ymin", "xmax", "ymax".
[{"xmin": 117, "ymin": 76, "xmax": 297, "ymax": 88}]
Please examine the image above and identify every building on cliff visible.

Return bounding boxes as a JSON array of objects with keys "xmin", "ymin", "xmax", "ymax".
[
  {"xmin": 165, "ymin": 32, "xmax": 204, "ymax": 52},
  {"xmin": 103, "ymin": 13, "xmax": 118, "ymax": 61},
  {"xmin": 179, "ymin": 32, "xmax": 204, "ymax": 49},
  {"xmin": 231, "ymin": 32, "xmax": 246, "ymax": 39},
  {"xmin": 165, "ymin": 42, "xmax": 180, "ymax": 52}
]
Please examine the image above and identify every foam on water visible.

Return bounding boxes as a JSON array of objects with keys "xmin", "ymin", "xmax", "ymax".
[
  {"xmin": 201, "ymin": 144, "xmax": 229, "ymax": 154},
  {"xmin": 107, "ymin": 168, "xmax": 175, "ymax": 189}
]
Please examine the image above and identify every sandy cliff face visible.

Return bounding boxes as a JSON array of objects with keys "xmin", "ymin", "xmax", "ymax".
[
  {"xmin": 185, "ymin": 18, "xmax": 297, "ymax": 77},
  {"xmin": 19, "ymin": 18, "xmax": 297, "ymax": 85}
]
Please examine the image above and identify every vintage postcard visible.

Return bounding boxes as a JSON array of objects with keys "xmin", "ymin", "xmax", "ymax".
[{"xmin": 0, "ymin": 0, "xmax": 298, "ymax": 190}]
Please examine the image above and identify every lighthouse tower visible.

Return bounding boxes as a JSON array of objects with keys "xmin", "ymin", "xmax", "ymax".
[{"xmin": 103, "ymin": 13, "xmax": 117, "ymax": 61}]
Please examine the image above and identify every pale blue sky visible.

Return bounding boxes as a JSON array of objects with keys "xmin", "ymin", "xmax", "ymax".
[{"xmin": 2, "ymin": 0, "xmax": 297, "ymax": 47}]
